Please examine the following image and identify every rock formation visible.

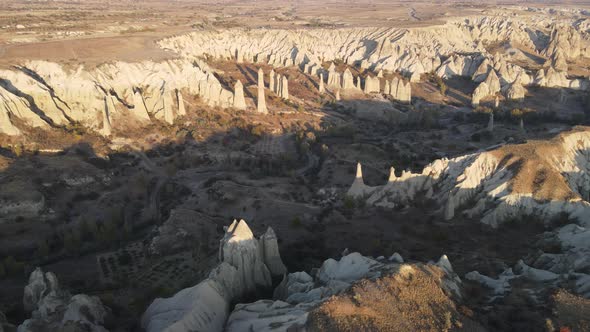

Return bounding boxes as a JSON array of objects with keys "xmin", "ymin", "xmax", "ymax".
[
  {"xmin": 176, "ymin": 90, "xmax": 186, "ymax": 116},
  {"xmin": 19, "ymin": 268, "xmax": 109, "ymax": 332},
  {"xmin": 269, "ymin": 69, "xmax": 275, "ymax": 92},
  {"xmin": 318, "ymin": 73, "xmax": 325, "ymax": 93},
  {"xmin": 390, "ymin": 77, "xmax": 411, "ymax": 103},
  {"xmin": 280, "ymin": 75, "xmax": 289, "ymax": 100},
  {"xmin": 100, "ymin": 96, "xmax": 112, "ymax": 137},
  {"xmin": 347, "ymin": 163, "xmax": 376, "ymax": 198},
  {"xmin": 233, "ymin": 80, "xmax": 246, "ymax": 110},
  {"xmin": 131, "ymin": 90, "xmax": 151, "ymax": 123},
  {"xmin": 144, "ymin": 217, "xmax": 467, "ymax": 332},
  {"xmin": 487, "ymin": 112, "xmax": 494, "ymax": 132},
  {"xmin": 342, "ymin": 68, "xmax": 355, "ymax": 89},
  {"xmin": 141, "ymin": 219, "xmax": 285, "ymax": 332},
  {"xmin": 363, "ymin": 76, "xmax": 380, "ymax": 94},
  {"xmin": 349, "ymin": 128, "xmax": 590, "ymax": 229},
  {"xmin": 257, "ymin": 68, "xmax": 268, "ymax": 114}
]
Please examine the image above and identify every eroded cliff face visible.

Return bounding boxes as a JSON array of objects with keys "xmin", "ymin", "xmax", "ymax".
[
  {"xmin": 141, "ymin": 219, "xmax": 285, "ymax": 332},
  {"xmin": 2, "ymin": 12, "xmax": 589, "ymax": 138},
  {"xmin": 139, "ymin": 216, "xmax": 590, "ymax": 332},
  {"xmin": 0, "ymin": 59, "xmax": 234, "ymax": 136},
  {"xmin": 348, "ymin": 127, "xmax": 590, "ymax": 303},
  {"xmin": 350, "ymin": 127, "xmax": 590, "ymax": 227},
  {"xmin": 141, "ymin": 218, "xmax": 470, "ymax": 332}
]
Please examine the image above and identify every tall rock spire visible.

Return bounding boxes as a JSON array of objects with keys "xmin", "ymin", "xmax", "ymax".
[
  {"xmin": 269, "ymin": 69, "xmax": 275, "ymax": 92},
  {"xmin": 319, "ymin": 73, "xmax": 325, "ymax": 93},
  {"xmin": 281, "ymin": 76, "xmax": 289, "ymax": 100},
  {"xmin": 176, "ymin": 90, "xmax": 186, "ymax": 116},
  {"xmin": 257, "ymin": 68, "xmax": 268, "ymax": 114},
  {"xmin": 233, "ymin": 80, "xmax": 246, "ymax": 110}
]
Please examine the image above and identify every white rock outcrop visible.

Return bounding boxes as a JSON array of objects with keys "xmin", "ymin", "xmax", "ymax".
[
  {"xmin": 19, "ymin": 268, "xmax": 109, "ymax": 332},
  {"xmin": 233, "ymin": 80, "xmax": 247, "ymax": 110},
  {"xmin": 350, "ymin": 128, "xmax": 590, "ymax": 227},
  {"xmin": 141, "ymin": 219, "xmax": 285, "ymax": 332},
  {"xmin": 257, "ymin": 68, "xmax": 268, "ymax": 113}
]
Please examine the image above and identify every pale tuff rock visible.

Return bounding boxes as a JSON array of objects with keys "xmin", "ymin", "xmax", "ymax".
[
  {"xmin": 377, "ymin": 69, "xmax": 384, "ymax": 78},
  {"xmin": 342, "ymin": 68, "xmax": 355, "ymax": 89},
  {"xmin": 363, "ymin": 76, "xmax": 380, "ymax": 94},
  {"xmin": 100, "ymin": 96, "xmax": 112, "ymax": 136},
  {"xmin": 280, "ymin": 76, "xmax": 289, "ymax": 100},
  {"xmin": 143, "ymin": 216, "xmax": 465, "ymax": 332},
  {"xmin": 465, "ymin": 269, "xmax": 515, "ymax": 296},
  {"xmin": 390, "ymin": 77, "xmax": 411, "ymax": 103},
  {"xmin": 0, "ymin": 105, "xmax": 22, "ymax": 135},
  {"xmin": 347, "ymin": 163, "xmax": 377, "ymax": 197},
  {"xmin": 19, "ymin": 268, "xmax": 109, "ymax": 332},
  {"xmin": 258, "ymin": 227, "xmax": 287, "ymax": 277},
  {"xmin": 546, "ymin": 49, "xmax": 569, "ymax": 72},
  {"xmin": 505, "ymin": 81, "xmax": 526, "ymax": 101},
  {"xmin": 131, "ymin": 90, "xmax": 151, "ymax": 123},
  {"xmin": 233, "ymin": 80, "xmax": 247, "ymax": 110},
  {"xmin": 350, "ymin": 128, "xmax": 590, "ymax": 228},
  {"xmin": 437, "ymin": 54, "xmax": 484, "ymax": 79},
  {"xmin": 327, "ymin": 64, "xmax": 341, "ymax": 88},
  {"xmin": 542, "ymin": 25, "xmax": 582, "ymax": 60},
  {"xmin": 257, "ymin": 68, "xmax": 268, "ymax": 114},
  {"xmin": 227, "ymin": 253, "xmax": 463, "ymax": 332},
  {"xmin": 0, "ymin": 59, "xmax": 234, "ymax": 136},
  {"xmin": 142, "ymin": 219, "xmax": 283, "ymax": 332},
  {"xmin": 318, "ymin": 73, "xmax": 325, "ymax": 93},
  {"xmin": 269, "ymin": 69, "xmax": 275, "ymax": 92},
  {"xmin": 335, "ymin": 89, "xmax": 341, "ymax": 101},
  {"xmin": 472, "ymin": 58, "xmax": 492, "ymax": 83},
  {"xmin": 219, "ymin": 220, "xmax": 272, "ymax": 293},
  {"xmin": 176, "ymin": 90, "xmax": 186, "ymax": 116},
  {"xmin": 162, "ymin": 88, "xmax": 175, "ymax": 125},
  {"xmin": 473, "ymin": 70, "xmax": 502, "ymax": 105},
  {"xmin": 23, "ymin": 268, "xmax": 60, "ymax": 313}
]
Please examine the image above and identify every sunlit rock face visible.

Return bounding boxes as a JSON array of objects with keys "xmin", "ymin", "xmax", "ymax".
[
  {"xmin": 0, "ymin": 59, "xmax": 235, "ymax": 135},
  {"xmin": 349, "ymin": 128, "xmax": 590, "ymax": 301},
  {"xmin": 2, "ymin": 12, "xmax": 590, "ymax": 137},
  {"xmin": 349, "ymin": 127, "xmax": 590, "ymax": 227},
  {"xmin": 142, "ymin": 217, "xmax": 467, "ymax": 332},
  {"xmin": 141, "ymin": 219, "xmax": 284, "ymax": 332}
]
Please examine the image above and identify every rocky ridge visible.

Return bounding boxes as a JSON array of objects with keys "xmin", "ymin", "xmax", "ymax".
[{"xmin": 348, "ymin": 127, "xmax": 590, "ymax": 300}]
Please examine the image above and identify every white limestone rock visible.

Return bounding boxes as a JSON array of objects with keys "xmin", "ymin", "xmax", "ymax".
[
  {"xmin": 19, "ymin": 268, "xmax": 109, "ymax": 332},
  {"xmin": 363, "ymin": 76, "xmax": 380, "ymax": 94},
  {"xmin": 142, "ymin": 219, "xmax": 283, "ymax": 332},
  {"xmin": 258, "ymin": 227, "xmax": 287, "ymax": 277},
  {"xmin": 347, "ymin": 163, "xmax": 377, "ymax": 198},
  {"xmin": 233, "ymin": 80, "xmax": 247, "ymax": 110},
  {"xmin": 342, "ymin": 68, "xmax": 355, "ymax": 89},
  {"xmin": 257, "ymin": 68, "xmax": 268, "ymax": 113}
]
